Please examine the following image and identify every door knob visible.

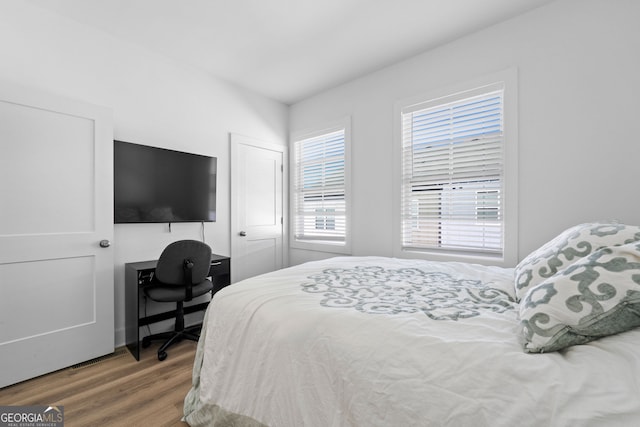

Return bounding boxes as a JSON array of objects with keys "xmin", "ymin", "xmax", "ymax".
[
  {"xmin": 99, "ymin": 239, "xmax": 111, "ymax": 248},
  {"xmin": 239, "ymin": 231, "xmax": 247, "ymax": 237}
]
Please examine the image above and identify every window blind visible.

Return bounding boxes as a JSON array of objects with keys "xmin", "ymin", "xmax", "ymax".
[
  {"xmin": 401, "ymin": 87, "xmax": 505, "ymax": 255},
  {"xmin": 293, "ymin": 129, "xmax": 346, "ymax": 243}
]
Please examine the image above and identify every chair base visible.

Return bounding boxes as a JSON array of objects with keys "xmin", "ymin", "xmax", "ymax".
[{"xmin": 142, "ymin": 324, "xmax": 202, "ymax": 361}]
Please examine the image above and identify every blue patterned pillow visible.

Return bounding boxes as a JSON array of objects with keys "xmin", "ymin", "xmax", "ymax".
[
  {"xmin": 520, "ymin": 241, "xmax": 640, "ymax": 353},
  {"xmin": 514, "ymin": 222, "xmax": 640, "ymax": 302}
]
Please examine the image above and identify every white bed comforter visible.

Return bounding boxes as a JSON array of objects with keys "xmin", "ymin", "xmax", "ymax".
[{"xmin": 184, "ymin": 256, "xmax": 640, "ymax": 427}]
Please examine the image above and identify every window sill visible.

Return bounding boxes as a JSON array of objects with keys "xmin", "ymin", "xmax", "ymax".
[
  {"xmin": 291, "ymin": 239, "xmax": 351, "ymax": 255},
  {"xmin": 397, "ymin": 247, "xmax": 511, "ymax": 267}
]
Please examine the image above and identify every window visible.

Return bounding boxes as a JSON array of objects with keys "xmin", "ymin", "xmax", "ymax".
[
  {"xmin": 399, "ymin": 79, "xmax": 515, "ymax": 260},
  {"xmin": 291, "ymin": 120, "xmax": 351, "ymax": 253}
]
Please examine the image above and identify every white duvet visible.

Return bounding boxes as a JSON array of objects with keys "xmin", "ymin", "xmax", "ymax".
[{"xmin": 184, "ymin": 257, "xmax": 640, "ymax": 427}]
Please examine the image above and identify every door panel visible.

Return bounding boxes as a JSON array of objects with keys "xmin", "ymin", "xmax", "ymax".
[
  {"xmin": 231, "ymin": 134, "xmax": 285, "ymax": 283},
  {"xmin": 245, "ymin": 150, "xmax": 279, "ymax": 227},
  {"xmin": 241, "ymin": 238, "xmax": 280, "ymax": 280},
  {"xmin": 1, "ymin": 257, "xmax": 95, "ymax": 343},
  {"xmin": 0, "ymin": 83, "xmax": 113, "ymax": 388},
  {"xmin": 0, "ymin": 100, "xmax": 95, "ymax": 234}
]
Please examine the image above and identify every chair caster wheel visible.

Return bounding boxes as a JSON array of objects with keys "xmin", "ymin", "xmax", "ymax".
[
  {"xmin": 142, "ymin": 336, "xmax": 151, "ymax": 348},
  {"xmin": 158, "ymin": 351, "xmax": 167, "ymax": 361}
]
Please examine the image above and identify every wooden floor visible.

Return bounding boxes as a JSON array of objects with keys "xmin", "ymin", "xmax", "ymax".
[{"xmin": 0, "ymin": 341, "xmax": 198, "ymax": 426}]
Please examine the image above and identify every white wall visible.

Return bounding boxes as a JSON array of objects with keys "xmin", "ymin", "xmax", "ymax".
[
  {"xmin": 289, "ymin": 0, "xmax": 640, "ymax": 266},
  {"xmin": 0, "ymin": 1, "xmax": 288, "ymax": 346}
]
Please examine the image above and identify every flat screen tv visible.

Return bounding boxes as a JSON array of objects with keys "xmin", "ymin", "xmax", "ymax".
[{"xmin": 114, "ymin": 140, "xmax": 217, "ymax": 223}]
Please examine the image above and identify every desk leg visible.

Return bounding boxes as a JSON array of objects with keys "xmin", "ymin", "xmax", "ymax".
[{"xmin": 125, "ymin": 266, "xmax": 140, "ymax": 361}]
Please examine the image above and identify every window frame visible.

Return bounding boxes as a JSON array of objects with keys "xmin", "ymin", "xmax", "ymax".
[
  {"xmin": 290, "ymin": 118, "xmax": 352, "ymax": 254},
  {"xmin": 393, "ymin": 69, "xmax": 518, "ymax": 266}
]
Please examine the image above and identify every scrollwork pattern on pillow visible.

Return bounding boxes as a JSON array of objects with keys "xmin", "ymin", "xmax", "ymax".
[
  {"xmin": 520, "ymin": 241, "xmax": 640, "ymax": 353},
  {"xmin": 514, "ymin": 222, "xmax": 640, "ymax": 301}
]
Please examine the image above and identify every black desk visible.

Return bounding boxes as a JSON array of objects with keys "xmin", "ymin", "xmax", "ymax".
[{"xmin": 125, "ymin": 254, "xmax": 230, "ymax": 360}]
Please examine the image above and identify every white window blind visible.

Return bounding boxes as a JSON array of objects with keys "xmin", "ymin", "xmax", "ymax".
[
  {"xmin": 401, "ymin": 85, "xmax": 505, "ymax": 255},
  {"xmin": 293, "ymin": 129, "xmax": 346, "ymax": 244}
]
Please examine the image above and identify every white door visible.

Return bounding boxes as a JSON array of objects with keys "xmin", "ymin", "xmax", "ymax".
[
  {"xmin": 0, "ymin": 83, "xmax": 114, "ymax": 388},
  {"xmin": 231, "ymin": 134, "xmax": 286, "ymax": 283}
]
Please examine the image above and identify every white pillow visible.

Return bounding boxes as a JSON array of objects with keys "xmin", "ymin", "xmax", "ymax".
[
  {"xmin": 514, "ymin": 222, "xmax": 640, "ymax": 302},
  {"xmin": 520, "ymin": 241, "xmax": 640, "ymax": 353}
]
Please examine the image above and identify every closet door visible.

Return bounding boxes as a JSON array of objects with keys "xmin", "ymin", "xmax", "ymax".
[{"xmin": 0, "ymin": 83, "xmax": 114, "ymax": 388}]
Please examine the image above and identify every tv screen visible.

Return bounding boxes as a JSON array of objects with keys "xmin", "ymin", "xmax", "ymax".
[{"xmin": 114, "ymin": 140, "xmax": 217, "ymax": 223}]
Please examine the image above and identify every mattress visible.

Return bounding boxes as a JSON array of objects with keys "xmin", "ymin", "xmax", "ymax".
[{"xmin": 184, "ymin": 256, "xmax": 640, "ymax": 426}]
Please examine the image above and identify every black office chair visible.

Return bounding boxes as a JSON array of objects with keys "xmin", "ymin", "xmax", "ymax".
[{"xmin": 142, "ymin": 240, "xmax": 214, "ymax": 361}]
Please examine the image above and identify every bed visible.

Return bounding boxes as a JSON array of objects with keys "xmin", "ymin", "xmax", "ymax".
[{"xmin": 184, "ymin": 222, "xmax": 640, "ymax": 426}]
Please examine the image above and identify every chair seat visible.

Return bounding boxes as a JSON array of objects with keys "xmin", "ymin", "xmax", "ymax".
[{"xmin": 144, "ymin": 279, "xmax": 214, "ymax": 302}]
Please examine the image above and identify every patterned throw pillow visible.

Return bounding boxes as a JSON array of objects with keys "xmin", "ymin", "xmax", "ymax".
[
  {"xmin": 514, "ymin": 222, "xmax": 640, "ymax": 302},
  {"xmin": 520, "ymin": 241, "xmax": 640, "ymax": 353}
]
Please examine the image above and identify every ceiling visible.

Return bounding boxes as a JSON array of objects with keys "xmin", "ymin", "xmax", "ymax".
[{"xmin": 26, "ymin": 0, "xmax": 555, "ymax": 104}]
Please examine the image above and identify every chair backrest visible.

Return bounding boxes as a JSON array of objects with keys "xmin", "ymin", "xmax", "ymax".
[{"xmin": 154, "ymin": 240, "xmax": 212, "ymax": 286}]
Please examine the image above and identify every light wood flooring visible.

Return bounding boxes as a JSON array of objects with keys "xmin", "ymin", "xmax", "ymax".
[{"xmin": 0, "ymin": 341, "xmax": 198, "ymax": 426}]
